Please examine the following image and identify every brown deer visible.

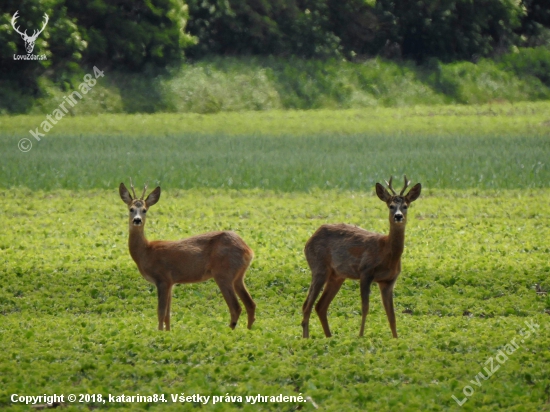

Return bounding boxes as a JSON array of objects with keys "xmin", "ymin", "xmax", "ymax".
[
  {"xmin": 119, "ymin": 180, "xmax": 256, "ymax": 331},
  {"xmin": 301, "ymin": 176, "xmax": 421, "ymax": 339}
]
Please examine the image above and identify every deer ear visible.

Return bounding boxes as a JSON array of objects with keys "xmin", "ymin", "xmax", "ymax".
[
  {"xmin": 145, "ymin": 186, "xmax": 161, "ymax": 208},
  {"xmin": 375, "ymin": 183, "xmax": 392, "ymax": 202},
  {"xmin": 119, "ymin": 183, "xmax": 133, "ymax": 205},
  {"xmin": 405, "ymin": 183, "xmax": 422, "ymax": 203}
]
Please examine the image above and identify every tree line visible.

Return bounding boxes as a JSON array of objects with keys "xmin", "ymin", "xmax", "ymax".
[{"xmin": 1, "ymin": 0, "xmax": 549, "ymax": 93}]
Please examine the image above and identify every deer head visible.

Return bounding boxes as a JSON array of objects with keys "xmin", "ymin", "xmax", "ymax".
[
  {"xmin": 119, "ymin": 179, "xmax": 161, "ymax": 227},
  {"xmin": 376, "ymin": 175, "xmax": 421, "ymax": 225},
  {"xmin": 11, "ymin": 11, "xmax": 49, "ymax": 54}
]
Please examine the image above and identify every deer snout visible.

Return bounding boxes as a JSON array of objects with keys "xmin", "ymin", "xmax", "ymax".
[
  {"xmin": 133, "ymin": 216, "xmax": 143, "ymax": 226},
  {"xmin": 394, "ymin": 213, "xmax": 404, "ymax": 222}
]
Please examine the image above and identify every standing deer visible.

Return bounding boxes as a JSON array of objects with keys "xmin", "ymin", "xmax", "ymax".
[
  {"xmin": 119, "ymin": 181, "xmax": 256, "ymax": 331},
  {"xmin": 301, "ymin": 176, "xmax": 421, "ymax": 339}
]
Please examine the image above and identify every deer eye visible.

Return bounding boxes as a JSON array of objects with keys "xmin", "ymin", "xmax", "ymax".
[
  {"xmin": 142, "ymin": 209, "xmax": 147, "ymax": 213},
  {"xmin": 130, "ymin": 208, "xmax": 135, "ymax": 212},
  {"xmin": 403, "ymin": 205, "xmax": 408, "ymax": 209},
  {"xmin": 389, "ymin": 205, "xmax": 395, "ymax": 210}
]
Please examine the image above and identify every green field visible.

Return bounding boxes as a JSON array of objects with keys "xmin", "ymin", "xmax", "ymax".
[{"xmin": 1, "ymin": 104, "xmax": 549, "ymax": 411}]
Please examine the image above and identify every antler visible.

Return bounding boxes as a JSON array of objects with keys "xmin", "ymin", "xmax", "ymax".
[
  {"xmin": 31, "ymin": 13, "xmax": 49, "ymax": 40},
  {"xmin": 399, "ymin": 175, "xmax": 411, "ymax": 195},
  {"xmin": 11, "ymin": 11, "xmax": 48, "ymax": 40},
  {"xmin": 141, "ymin": 183, "xmax": 148, "ymax": 200},
  {"xmin": 11, "ymin": 11, "xmax": 26, "ymax": 37},
  {"xmin": 129, "ymin": 177, "xmax": 137, "ymax": 199},
  {"xmin": 384, "ymin": 176, "xmax": 397, "ymax": 195}
]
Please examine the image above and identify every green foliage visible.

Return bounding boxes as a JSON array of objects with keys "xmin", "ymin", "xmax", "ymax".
[
  {"xmin": 426, "ymin": 58, "xmax": 550, "ymax": 104},
  {"xmin": 499, "ymin": 46, "xmax": 550, "ymax": 86},
  {"xmin": 0, "ymin": 0, "xmax": 87, "ymax": 100},
  {"xmin": 162, "ymin": 60, "xmax": 282, "ymax": 113},
  {"xmin": 0, "ymin": 188, "xmax": 549, "ymax": 410},
  {"xmin": 0, "ymin": 0, "xmax": 195, "ymax": 108},
  {"xmin": 5, "ymin": 54, "xmax": 550, "ymax": 115},
  {"xmin": 184, "ymin": 0, "xmax": 539, "ymax": 61},
  {"xmin": 2, "ymin": 1, "xmax": 550, "ymax": 114},
  {"xmin": 520, "ymin": 0, "xmax": 550, "ymax": 42},
  {"xmin": 376, "ymin": 0, "xmax": 525, "ymax": 62},
  {"xmin": 263, "ymin": 57, "xmax": 445, "ymax": 109},
  {"xmin": 186, "ymin": 0, "xmax": 344, "ymax": 59},
  {"xmin": 63, "ymin": 0, "xmax": 196, "ymax": 71},
  {"xmin": 1, "ymin": 0, "xmax": 549, "ymax": 115}
]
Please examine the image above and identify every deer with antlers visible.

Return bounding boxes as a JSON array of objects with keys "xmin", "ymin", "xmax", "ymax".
[
  {"xmin": 301, "ymin": 176, "xmax": 421, "ymax": 339},
  {"xmin": 11, "ymin": 11, "xmax": 49, "ymax": 54},
  {"xmin": 119, "ymin": 180, "xmax": 256, "ymax": 331}
]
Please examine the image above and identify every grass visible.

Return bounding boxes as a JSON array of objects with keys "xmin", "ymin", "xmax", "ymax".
[
  {"xmin": 1, "ymin": 107, "xmax": 549, "ymax": 410},
  {"xmin": 2, "ymin": 101, "xmax": 550, "ymax": 137},
  {"xmin": 1, "ymin": 102, "xmax": 549, "ymax": 191},
  {"xmin": 0, "ymin": 188, "xmax": 549, "ymax": 411},
  {"xmin": 3, "ymin": 50, "xmax": 550, "ymax": 115}
]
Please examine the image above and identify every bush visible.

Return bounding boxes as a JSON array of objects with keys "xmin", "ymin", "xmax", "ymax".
[
  {"xmin": 426, "ymin": 58, "xmax": 550, "ymax": 104},
  {"xmin": 162, "ymin": 59, "xmax": 282, "ymax": 113},
  {"xmin": 499, "ymin": 46, "xmax": 550, "ymax": 86}
]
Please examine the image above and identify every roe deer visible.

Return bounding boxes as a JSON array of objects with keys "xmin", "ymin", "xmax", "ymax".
[
  {"xmin": 301, "ymin": 176, "xmax": 421, "ymax": 338},
  {"xmin": 119, "ymin": 181, "xmax": 256, "ymax": 331}
]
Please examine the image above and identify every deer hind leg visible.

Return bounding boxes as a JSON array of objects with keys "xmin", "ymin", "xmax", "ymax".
[
  {"xmin": 315, "ymin": 272, "xmax": 344, "ymax": 338},
  {"xmin": 379, "ymin": 281, "xmax": 398, "ymax": 338},
  {"xmin": 233, "ymin": 269, "xmax": 256, "ymax": 329},
  {"xmin": 301, "ymin": 269, "xmax": 328, "ymax": 338},
  {"xmin": 156, "ymin": 282, "xmax": 172, "ymax": 331},
  {"xmin": 215, "ymin": 277, "xmax": 242, "ymax": 329},
  {"xmin": 359, "ymin": 275, "xmax": 374, "ymax": 337}
]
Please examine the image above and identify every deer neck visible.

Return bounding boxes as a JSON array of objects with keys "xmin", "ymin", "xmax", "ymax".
[
  {"xmin": 128, "ymin": 224, "xmax": 149, "ymax": 265},
  {"xmin": 386, "ymin": 222, "xmax": 406, "ymax": 262}
]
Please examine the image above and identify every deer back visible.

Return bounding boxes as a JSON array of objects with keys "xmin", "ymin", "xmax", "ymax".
[
  {"xmin": 305, "ymin": 224, "xmax": 386, "ymax": 280},
  {"xmin": 133, "ymin": 231, "xmax": 253, "ymax": 285}
]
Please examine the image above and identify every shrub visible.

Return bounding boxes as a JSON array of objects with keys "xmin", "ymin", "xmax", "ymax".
[
  {"xmin": 499, "ymin": 46, "xmax": 550, "ymax": 86},
  {"xmin": 427, "ymin": 59, "xmax": 550, "ymax": 104}
]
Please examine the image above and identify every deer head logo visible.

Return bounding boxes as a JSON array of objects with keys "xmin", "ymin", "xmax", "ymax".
[{"xmin": 11, "ymin": 11, "xmax": 49, "ymax": 54}]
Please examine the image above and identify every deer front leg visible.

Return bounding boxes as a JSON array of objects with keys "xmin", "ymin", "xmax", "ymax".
[
  {"xmin": 164, "ymin": 285, "xmax": 173, "ymax": 331},
  {"xmin": 156, "ymin": 282, "xmax": 171, "ymax": 331},
  {"xmin": 379, "ymin": 280, "xmax": 398, "ymax": 338},
  {"xmin": 359, "ymin": 274, "xmax": 374, "ymax": 337}
]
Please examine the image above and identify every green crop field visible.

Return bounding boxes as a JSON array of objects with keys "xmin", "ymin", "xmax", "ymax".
[{"xmin": 1, "ymin": 103, "xmax": 549, "ymax": 411}]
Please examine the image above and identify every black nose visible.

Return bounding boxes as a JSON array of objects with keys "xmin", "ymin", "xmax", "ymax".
[
  {"xmin": 133, "ymin": 217, "xmax": 142, "ymax": 225},
  {"xmin": 394, "ymin": 214, "xmax": 404, "ymax": 221}
]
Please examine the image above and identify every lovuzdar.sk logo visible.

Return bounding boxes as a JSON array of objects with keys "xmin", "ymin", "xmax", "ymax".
[{"xmin": 11, "ymin": 10, "xmax": 49, "ymax": 61}]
